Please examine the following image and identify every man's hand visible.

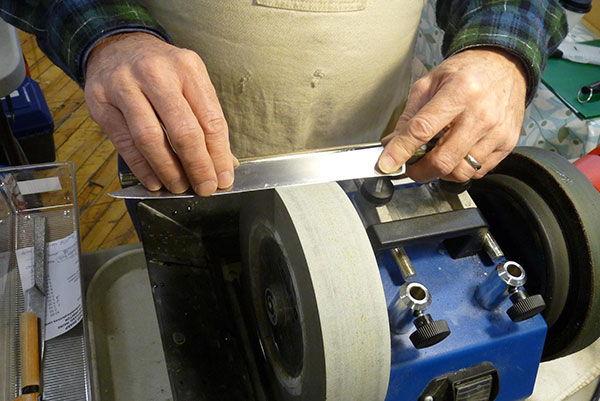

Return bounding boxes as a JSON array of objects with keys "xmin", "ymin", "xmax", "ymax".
[
  {"xmin": 85, "ymin": 32, "xmax": 236, "ymax": 196},
  {"xmin": 378, "ymin": 47, "xmax": 528, "ymax": 182}
]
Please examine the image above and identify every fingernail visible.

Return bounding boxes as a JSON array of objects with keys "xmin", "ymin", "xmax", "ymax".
[
  {"xmin": 378, "ymin": 154, "xmax": 398, "ymax": 173},
  {"xmin": 144, "ymin": 177, "xmax": 162, "ymax": 191},
  {"xmin": 218, "ymin": 171, "xmax": 234, "ymax": 188},
  {"xmin": 169, "ymin": 178, "xmax": 189, "ymax": 194},
  {"xmin": 381, "ymin": 133, "xmax": 395, "ymax": 145},
  {"xmin": 195, "ymin": 180, "xmax": 217, "ymax": 197}
]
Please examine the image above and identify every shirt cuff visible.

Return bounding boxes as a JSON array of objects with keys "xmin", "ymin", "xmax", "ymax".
[
  {"xmin": 39, "ymin": 1, "xmax": 171, "ymax": 86},
  {"xmin": 80, "ymin": 28, "xmax": 170, "ymax": 84},
  {"xmin": 441, "ymin": 10, "xmax": 565, "ymax": 105}
]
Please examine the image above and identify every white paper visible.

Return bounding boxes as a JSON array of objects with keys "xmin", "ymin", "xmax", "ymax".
[
  {"xmin": 16, "ymin": 232, "xmax": 82, "ymax": 340},
  {"xmin": 17, "ymin": 177, "xmax": 62, "ymax": 195}
]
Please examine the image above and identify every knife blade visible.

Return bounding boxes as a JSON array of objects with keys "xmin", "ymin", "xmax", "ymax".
[{"xmin": 110, "ymin": 144, "xmax": 407, "ymax": 200}]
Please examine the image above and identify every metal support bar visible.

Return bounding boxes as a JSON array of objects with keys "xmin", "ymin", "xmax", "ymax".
[
  {"xmin": 367, "ymin": 208, "xmax": 488, "ymax": 256},
  {"xmin": 390, "ymin": 247, "xmax": 416, "ymax": 280},
  {"xmin": 482, "ymin": 232, "xmax": 504, "ymax": 263}
]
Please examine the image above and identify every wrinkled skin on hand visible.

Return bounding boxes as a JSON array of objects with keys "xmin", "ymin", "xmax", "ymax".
[
  {"xmin": 378, "ymin": 47, "xmax": 528, "ymax": 183},
  {"xmin": 85, "ymin": 32, "xmax": 237, "ymax": 196}
]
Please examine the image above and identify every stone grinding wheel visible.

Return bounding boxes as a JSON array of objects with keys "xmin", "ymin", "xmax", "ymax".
[
  {"xmin": 468, "ymin": 174, "xmax": 570, "ymax": 329},
  {"xmin": 471, "ymin": 147, "xmax": 600, "ymax": 361},
  {"xmin": 240, "ymin": 183, "xmax": 391, "ymax": 401}
]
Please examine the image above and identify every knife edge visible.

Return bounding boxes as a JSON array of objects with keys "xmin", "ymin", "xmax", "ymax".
[{"xmin": 110, "ymin": 144, "xmax": 406, "ymax": 200}]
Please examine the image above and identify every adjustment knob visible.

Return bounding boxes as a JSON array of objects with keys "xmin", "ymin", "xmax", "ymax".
[
  {"xmin": 507, "ymin": 292, "xmax": 546, "ymax": 322},
  {"xmin": 439, "ymin": 179, "xmax": 472, "ymax": 194},
  {"xmin": 360, "ymin": 177, "xmax": 394, "ymax": 206},
  {"xmin": 409, "ymin": 314, "xmax": 451, "ymax": 349}
]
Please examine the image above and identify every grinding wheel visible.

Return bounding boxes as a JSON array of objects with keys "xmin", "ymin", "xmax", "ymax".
[
  {"xmin": 240, "ymin": 183, "xmax": 391, "ymax": 401},
  {"xmin": 472, "ymin": 147, "xmax": 600, "ymax": 360},
  {"xmin": 469, "ymin": 174, "xmax": 570, "ymax": 328}
]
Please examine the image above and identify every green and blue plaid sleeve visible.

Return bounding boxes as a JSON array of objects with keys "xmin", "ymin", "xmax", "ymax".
[
  {"xmin": 437, "ymin": 0, "xmax": 568, "ymax": 103},
  {"xmin": 0, "ymin": 0, "xmax": 170, "ymax": 86}
]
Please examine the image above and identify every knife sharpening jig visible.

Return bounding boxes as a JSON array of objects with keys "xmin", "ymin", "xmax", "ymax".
[{"xmin": 128, "ymin": 146, "xmax": 600, "ymax": 401}]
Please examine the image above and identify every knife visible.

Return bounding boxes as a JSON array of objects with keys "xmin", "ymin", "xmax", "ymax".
[
  {"xmin": 15, "ymin": 216, "xmax": 47, "ymax": 401},
  {"xmin": 109, "ymin": 144, "xmax": 408, "ymax": 200}
]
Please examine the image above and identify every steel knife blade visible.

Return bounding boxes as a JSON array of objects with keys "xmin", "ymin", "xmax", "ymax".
[{"xmin": 109, "ymin": 144, "xmax": 407, "ymax": 200}]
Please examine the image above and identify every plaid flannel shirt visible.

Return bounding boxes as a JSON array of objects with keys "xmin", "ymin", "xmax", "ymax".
[
  {"xmin": 437, "ymin": 0, "xmax": 568, "ymax": 102},
  {"xmin": 0, "ymin": 0, "xmax": 171, "ymax": 85},
  {"xmin": 1, "ymin": 0, "xmax": 567, "ymax": 100}
]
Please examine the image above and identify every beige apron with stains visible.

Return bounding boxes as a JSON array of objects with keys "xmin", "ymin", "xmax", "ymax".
[{"xmin": 140, "ymin": 0, "xmax": 424, "ymax": 158}]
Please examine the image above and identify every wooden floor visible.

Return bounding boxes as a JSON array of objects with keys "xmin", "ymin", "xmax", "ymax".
[{"xmin": 18, "ymin": 31, "xmax": 138, "ymax": 253}]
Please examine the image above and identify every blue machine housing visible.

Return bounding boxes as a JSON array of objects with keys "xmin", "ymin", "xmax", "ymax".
[
  {"xmin": 378, "ymin": 240, "xmax": 547, "ymax": 400},
  {"xmin": 1, "ymin": 77, "xmax": 54, "ymax": 139},
  {"xmin": 0, "ymin": 76, "xmax": 55, "ymax": 163},
  {"xmin": 349, "ymin": 184, "xmax": 548, "ymax": 401}
]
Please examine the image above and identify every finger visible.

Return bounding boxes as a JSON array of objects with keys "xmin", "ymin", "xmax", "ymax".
[
  {"xmin": 464, "ymin": 125, "xmax": 518, "ymax": 180},
  {"xmin": 381, "ymin": 77, "xmax": 435, "ymax": 146},
  {"xmin": 378, "ymin": 86, "xmax": 465, "ymax": 173},
  {"xmin": 439, "ymin": 154, "xmax": 485, "ymax": 183},
  {"xmin": 90, "ymin": 103, "xmax": 162, "ymax": 191},
  {"xmin": 183, "ymin": 69, "xmax": 234, "ymax": 190},
  {"xmin": 145, "ymin": 84, "xmax": 220, "ymax": 196},
  {"xmin": 441, "ymin": 145, "xmax": 508, "ymax": 183},
  {"xmin": 470, "ymin": 148, "xmax": 512, "ymax": 179},
  {"xmin": 406, "ymin": 114, "xmax": 482, "ymax": 182},
  {"xmin": 113, "ymin": 86, "xmax": 189, "ymax": 193}
]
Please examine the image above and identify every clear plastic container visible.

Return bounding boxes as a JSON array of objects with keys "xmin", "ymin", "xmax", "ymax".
[{"xmin": 0, "ymin": 162, "xmax": 90, "ymax": 401}]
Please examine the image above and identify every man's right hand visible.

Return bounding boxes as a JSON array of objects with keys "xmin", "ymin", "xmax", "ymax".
[{"xmin": 85, "ymin": 32, "xmax": 236, "ymax": 196}]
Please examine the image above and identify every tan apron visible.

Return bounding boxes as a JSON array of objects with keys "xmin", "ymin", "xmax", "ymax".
[{"xmin": 140, "ymin": 0, "xmax": 425, "ymax": 158}]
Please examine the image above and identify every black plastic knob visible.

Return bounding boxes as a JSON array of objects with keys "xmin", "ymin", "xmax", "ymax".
[
  {"xmin": 360, "ymin": 177, "xmax": 394, "ymax": 206},
  {"xmin": 439, "ymin": 179, "xmax": 472, "ymax": 194},
  {"xmin": 507, "ymin": 292, "xmax": 546, "ymax": 322},
  {"xmin": 409, "ymin": 314, "xmax": 451, "ymax": 349}
]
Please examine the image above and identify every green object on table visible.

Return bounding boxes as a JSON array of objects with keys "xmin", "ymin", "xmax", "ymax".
[{"xmin": 542, "ymin": 40, "xmax": 600, "ymax": 119}]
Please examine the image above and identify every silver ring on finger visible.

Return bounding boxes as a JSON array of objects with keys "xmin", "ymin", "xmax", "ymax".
[{"xmin": 465, "ymin": 153, "xmax": 482, "ymax": 171}]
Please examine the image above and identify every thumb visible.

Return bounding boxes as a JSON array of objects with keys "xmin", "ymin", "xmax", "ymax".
[{"xmin": 378, "ymin": 84, "xmax": 463, "ymax": 173}]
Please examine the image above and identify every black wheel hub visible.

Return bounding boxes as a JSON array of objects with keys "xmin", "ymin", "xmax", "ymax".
[{"xmin": 256, "ymin": 235, "xmax": 303, "ymax": 378}]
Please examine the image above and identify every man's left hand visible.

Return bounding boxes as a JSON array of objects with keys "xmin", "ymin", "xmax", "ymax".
[{"xmin": 378, "ymin": 47, "xmax": 528, "ymax": 182}]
